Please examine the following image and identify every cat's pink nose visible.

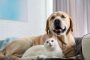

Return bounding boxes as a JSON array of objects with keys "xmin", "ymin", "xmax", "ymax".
[{"xmin": 49, "ymin": 43, "xmax": 52, "ymax": 47}]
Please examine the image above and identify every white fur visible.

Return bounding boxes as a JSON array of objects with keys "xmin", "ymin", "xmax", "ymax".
[{"xmin": 21, "ymin": 37, "xmax": 64, "ymax": 60}]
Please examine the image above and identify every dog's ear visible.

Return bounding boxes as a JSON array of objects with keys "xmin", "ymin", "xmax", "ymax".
[
  {"xmin": 67, "ymin": 17, "xmax": 73, "ymax": 34},
  {"xmin": 46, "ymin": 18, "xmax": 52, "ymax": 37},
  {"xmin": 69, "ymin": 17, "xmax": 73, "ymax": 32},
  {"xmin": 46, "ymin": 19, "xmax": 49, "ymax": 34}
]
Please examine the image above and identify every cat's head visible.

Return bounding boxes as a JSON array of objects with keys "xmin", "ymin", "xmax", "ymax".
[{"xmin": 44, "ymin": 37, "xmax": 59, "ymax": 51}]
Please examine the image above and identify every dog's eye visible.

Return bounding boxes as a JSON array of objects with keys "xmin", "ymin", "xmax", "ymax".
[
  {"xmin": 61, "ymin": 15, "xmax": 65, "ymax": 18},
  {"xmin": 51, "ymin": 40, "xmax": 54, "ymax": 42},
  {"xmin": 51, "ymin": 16, "xmax": 55, "ymax": 20}
]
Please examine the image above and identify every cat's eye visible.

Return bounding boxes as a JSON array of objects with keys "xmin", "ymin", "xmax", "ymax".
[
  {"xmin": 46, "ymin": 41, "xmax": 49, "ymax": 43},
  {"xmin": 51, "ymin": 40, "xmax": 54, "ymax": 42},
  {"xmin": 61, "ymin": 15, "xmax": 65, "ymax": 18}
]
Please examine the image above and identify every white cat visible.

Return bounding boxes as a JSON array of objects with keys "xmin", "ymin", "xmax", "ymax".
[{"xmin": 20, "ymin": 37, "xmax": 64, "ymax": 60}]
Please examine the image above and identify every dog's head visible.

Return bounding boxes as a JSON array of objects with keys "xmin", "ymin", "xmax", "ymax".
[{"xmin": 46, "ymin": 11, "xmax": 73, "ymax": 35}]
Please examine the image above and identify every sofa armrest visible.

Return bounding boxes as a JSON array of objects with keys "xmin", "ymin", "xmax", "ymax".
[{"xmin": 82, "ymin": 34, "xmax": 90, "ymax": 60}]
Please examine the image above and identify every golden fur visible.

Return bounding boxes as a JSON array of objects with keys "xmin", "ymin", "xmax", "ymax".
[
  {"xmin": 45, "ymin": 11, "xmax": 75, "ymax": 57},
  {"xmin": 1, "ymin": 11, "xmax": 75, "ymax": 58}
]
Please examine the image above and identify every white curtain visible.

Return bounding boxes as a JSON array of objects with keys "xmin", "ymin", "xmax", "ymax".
[{"xmin": 53, "ymin": 0, "xmax": 90, "ymax": 37}]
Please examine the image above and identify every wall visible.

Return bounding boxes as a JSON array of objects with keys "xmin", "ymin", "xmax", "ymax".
[
  {"xmin": 0, "ymin": 0, "xmax": 53, "ymax": 40},
  {"xmin": 53, "ymin": 0, "xmax": 89, "ymax": 37}
]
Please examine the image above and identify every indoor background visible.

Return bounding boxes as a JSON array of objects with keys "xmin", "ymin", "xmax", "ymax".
[{"xmin": 0, "ymin": 0, "xmax": 89, "ymax": 40}]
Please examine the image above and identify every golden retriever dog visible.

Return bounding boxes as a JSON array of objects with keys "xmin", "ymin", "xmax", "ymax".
[
  {"xmin": 0, "ymin": 11, "xmax": 75, "ymax": 59},
  {"xmin": 45, "ymin": 11, "xmax": 76, "ymax": 58}
]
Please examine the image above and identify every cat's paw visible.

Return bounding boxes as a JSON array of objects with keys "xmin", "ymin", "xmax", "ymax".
[{"xmin": 37, "ymin": 55, "xmax": 47, "ymax": 59}]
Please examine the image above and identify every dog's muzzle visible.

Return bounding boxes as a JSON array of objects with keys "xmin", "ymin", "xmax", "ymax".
[
  {"xmin": 54, "ymin": 19, "xmax": 61, "ymax": 30},
  {"xmin": 53, "ymin": 19, "xmax": 66, "ymax": 34}
]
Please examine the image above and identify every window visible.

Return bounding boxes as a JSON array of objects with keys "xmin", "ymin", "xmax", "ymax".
[{"xmin": 0, "ymin": 0, "xmax": 27, "ymax": 21}]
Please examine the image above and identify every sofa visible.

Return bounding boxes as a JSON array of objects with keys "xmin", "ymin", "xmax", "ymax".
[{"xmin": 1, "ymin": 35, "xmax": 90, "ymax": 60}]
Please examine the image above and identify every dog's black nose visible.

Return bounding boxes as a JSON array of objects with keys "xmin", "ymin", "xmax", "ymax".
[{"xmin": 54, "ymin": 19, "xmax": 61, "ymax": 29}]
